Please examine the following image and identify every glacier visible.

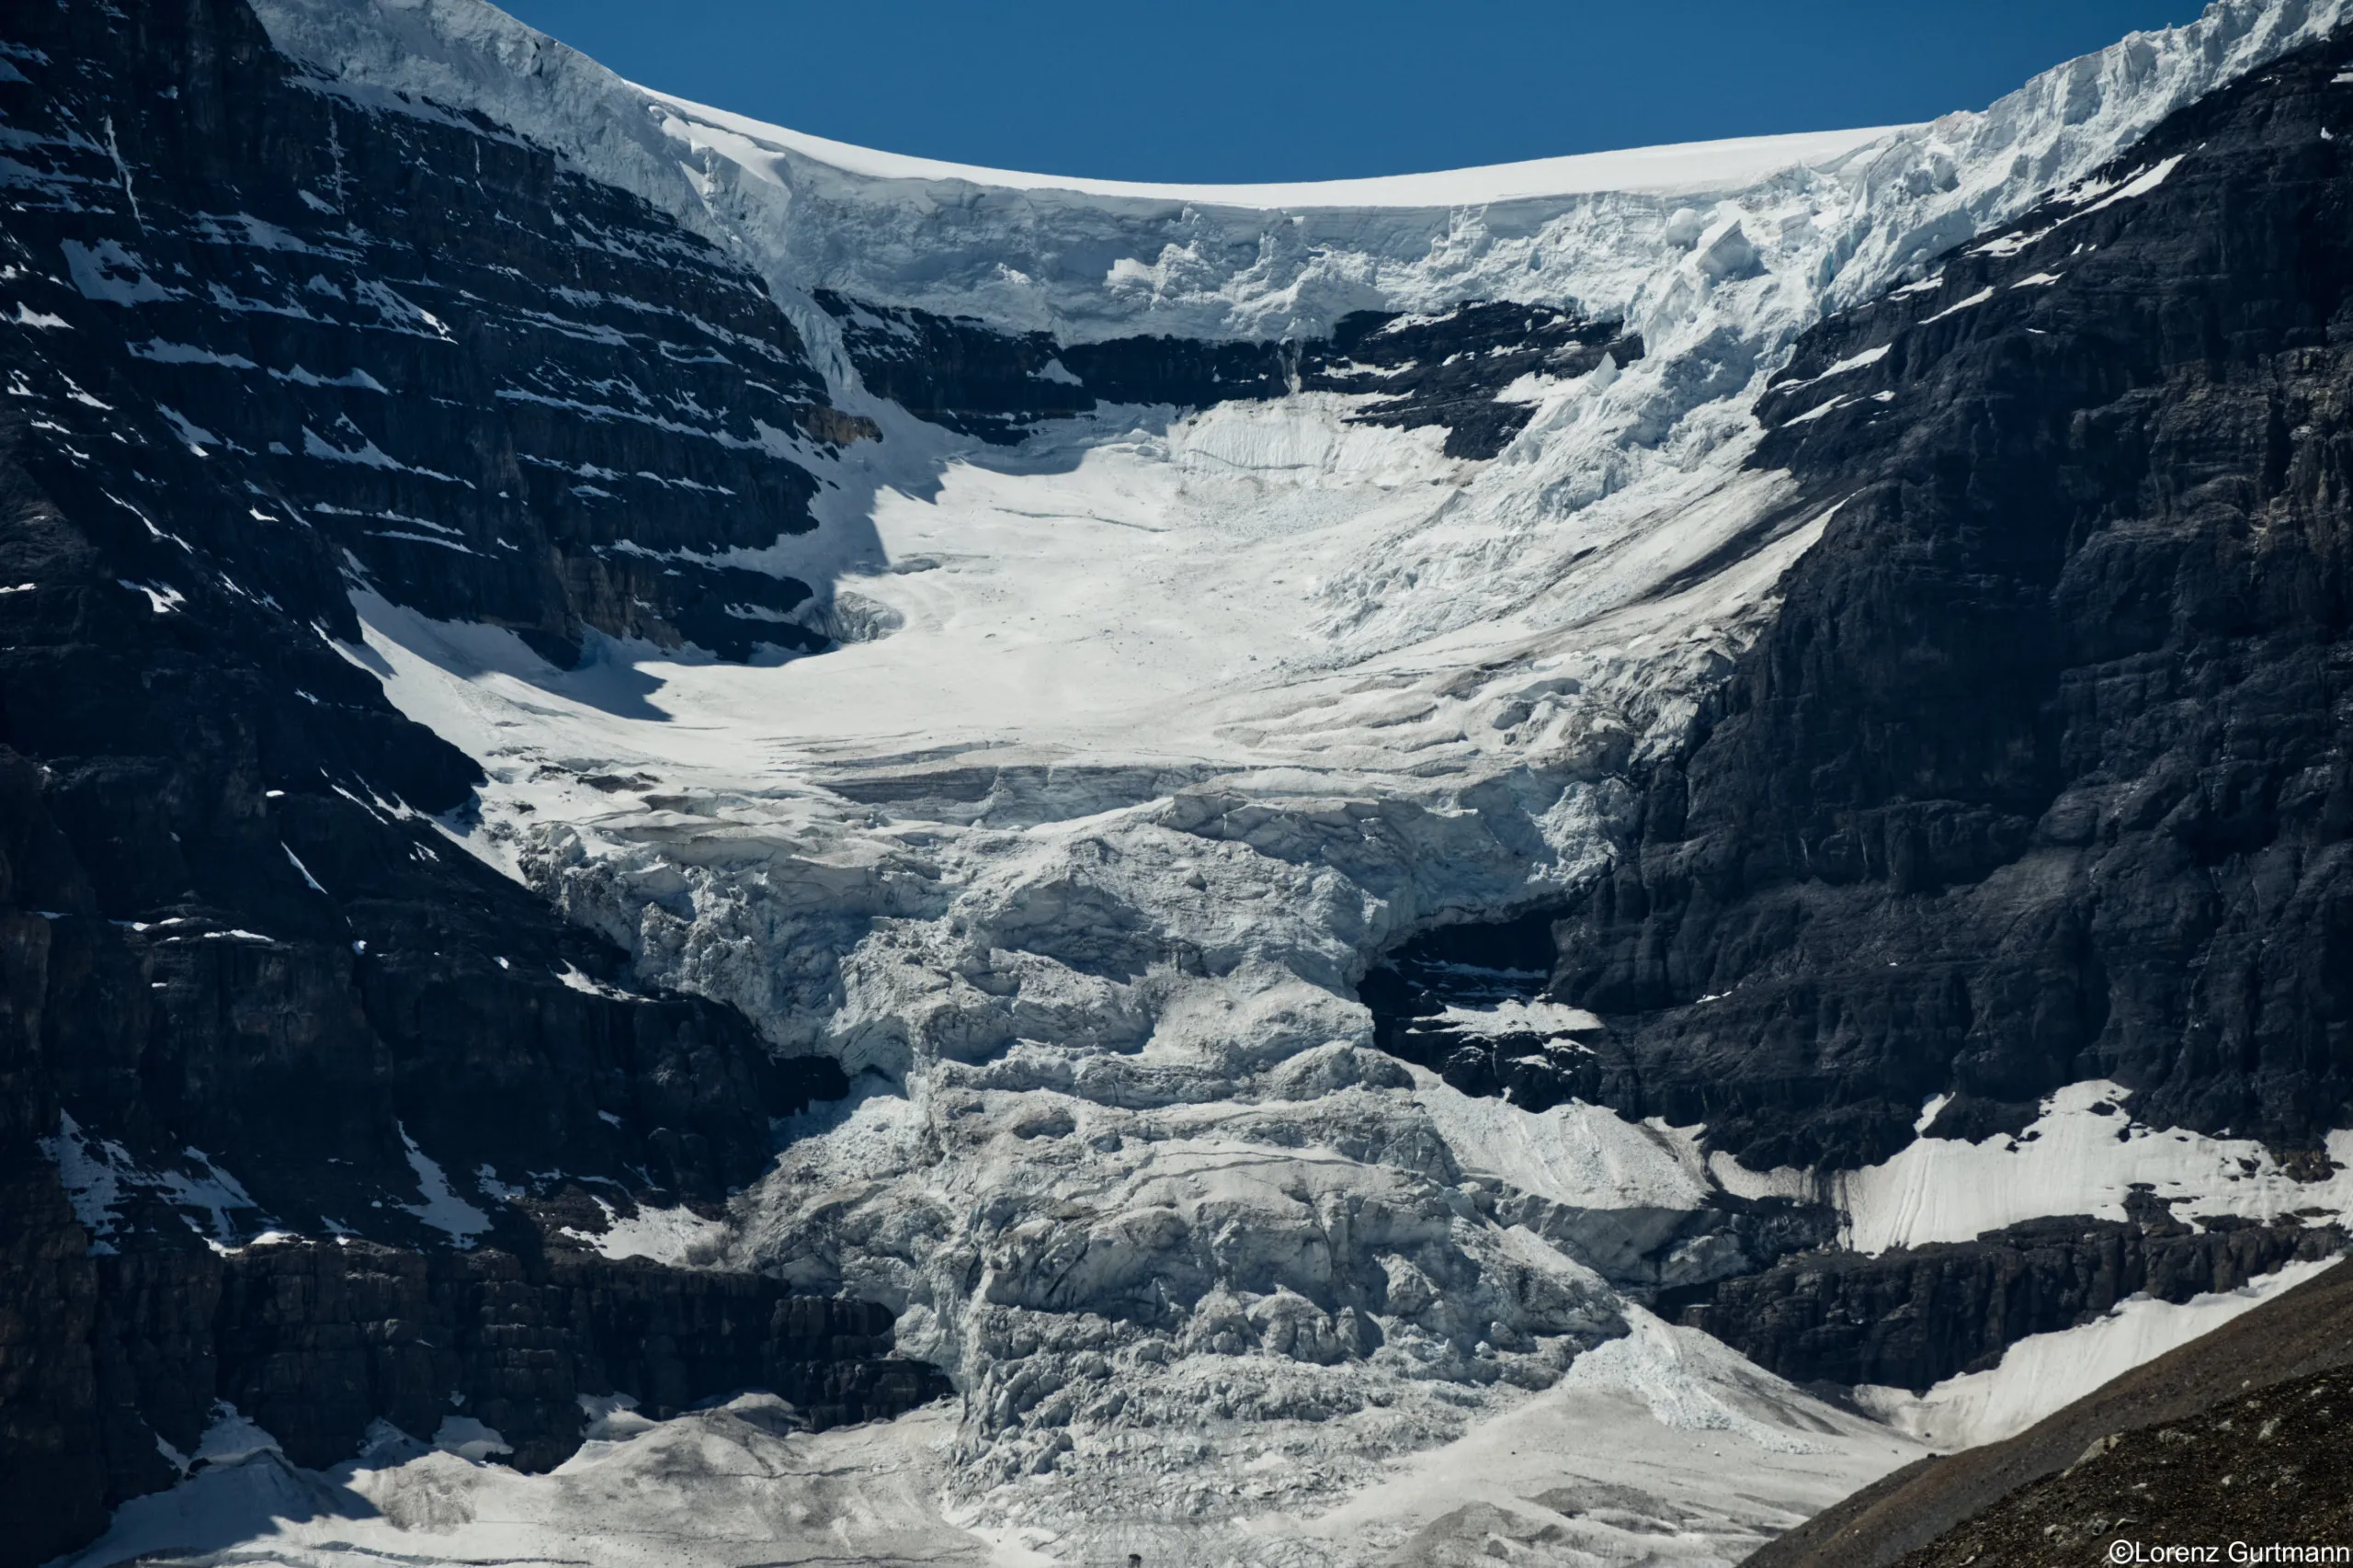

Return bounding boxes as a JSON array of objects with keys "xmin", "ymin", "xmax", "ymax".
[{"xmin": 85, "ymin": 0, "xmax": 2352, "ymax": 1561}]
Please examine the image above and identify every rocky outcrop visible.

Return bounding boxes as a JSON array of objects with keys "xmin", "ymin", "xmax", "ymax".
[
  {"xmin": 819, "ymin": 290, "xmax": 1642, "ymax": 456},
  {"xmin": 93, "ymin": 1240, "xmax": 947, "ymax": 1491},
  {"xmin": 1889, "ymin": 1361, "xmax": 2353, "ymax": 1567},
  {"xmin": 1394, "ymin": 30, "xmax": 2353, "ymax": 1176},
  {"xmin": 1663, "ymin": 1210, "xmax": 2346, "ymax": 1392},
  {"xmin": 1308, "ymin": 301, "xmax": 1645, "ymax": 459},
  {"xmin": 1361, "ymin": 904, "xmax": 1601, "ymax": 1112},
  {"xmin": 0, "ymin": 3, "xmax": 938, "ymax": 1560},
  {"xmin": 5, "ymin": 0, "xmax": 854, "ymax": 667},
  {"xmin": 1753, "ymin": 1251, "xmax": 2353, "ymax": 1568}
]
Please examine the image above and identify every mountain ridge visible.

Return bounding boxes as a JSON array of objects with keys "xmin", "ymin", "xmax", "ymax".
[{"xmin": 0, "ymin": 1, "xmax": 943, "ymax": 1557}]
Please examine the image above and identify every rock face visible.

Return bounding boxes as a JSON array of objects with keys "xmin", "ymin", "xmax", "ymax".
[
  {"xmin": 819, "ymin": 291, "xmax": 1643, "ymax": 456},
  {"xmin": 8, "ymin": 0, "xmax": 849, "ymax": 666},
  {"xmin": 1753, "ymin": 1249, "xmax": 2353, "ymax": 1568},
  {"xmin": 0, "ymin": 2, "xmax": 936, "ymax": 1561},
  {"xmin": 97, "ymin": 1241, "xmax": 946, "ymax": 1486},
  {"xmin": 1418, "ymin": 31, "xmax": 2353, "ymax": 1176},
  {"xmin": 1892, "ymin": 1362, "xmax": 2353, "ymax": 1567},
  {"xmin": 1663, "ymin": 1210, "xmax": 2345, "ymax": 1392}
]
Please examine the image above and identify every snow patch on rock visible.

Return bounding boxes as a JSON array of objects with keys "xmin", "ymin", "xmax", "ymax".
[
  {"xmin": 585, "ymin": 1202, "xmax": 731, "ymax": 1267},
  {"xmin": 39, "ymin": 1111, "xmax": 270, "ymax": 1252},
  {"xmin": 1855, "ymin": 1257, "xmax": 2343, "ymax": 1449},
  {"xmin": 397, "ymin": 1122, "xmax": 492, "ymax": 1245},
  {"xmin": 1708, "ymin": 1082, "xmax": 2353, "ymax": 1256}
]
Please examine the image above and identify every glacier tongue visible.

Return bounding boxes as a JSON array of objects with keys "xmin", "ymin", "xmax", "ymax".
[
  {"xmin": 333, "ymin": 355, "xmax": 1868, "ymax": 1558},
  {"xmin": 234, "ymin": 0, "xmax": 2353, "ymax": 1558}
]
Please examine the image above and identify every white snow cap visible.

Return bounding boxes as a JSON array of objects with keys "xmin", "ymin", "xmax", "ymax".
[{"xmin": 632, "ymin": 97, "xmax": 1908, "ymax": 207}]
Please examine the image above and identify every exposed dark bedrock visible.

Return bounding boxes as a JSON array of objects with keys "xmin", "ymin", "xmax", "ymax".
[
  {"xmin": 91, "ymin": 1240, "xmax": 948, "ymax": 1495},
  {"xmin": 1663, "ymin": 1207, "xmax": 2346, "ymax": 1392},
  {"xmin": 0, "ymin": 545, "xmax": 828, "ymax": 1233},
  {"xmin": 4, "ymin": 0, "xmax": 851, "ymax": 667},
  {"xmin": 1315, "ymin": 301, "xmax": 1645, "ymax": 459},
  {"xmin": 0, "ymin": 4, "xmax": 928, "ymax": 1562},
  {"xmin": 1383, "ymin": 31, "xmax": 2353, "ymax": 1177},
  {"xmin": 1361, "ymin": 905, "xmax": 1614, "ymax": 1111},
  {"xmin": 818, "ymin": 290, "xmax": 1643, "ymax": 458}
]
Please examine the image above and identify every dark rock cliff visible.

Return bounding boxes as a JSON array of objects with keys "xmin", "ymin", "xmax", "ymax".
[
  {"xmin": 6, "ymin": 0, "xmax": 858, "ymax": 667},
  {"xmin": 819, "ymin": 290, "xmax": 1643, "ymax": 457},
  {"xmin": 1360, "ymin": 28, "xmax": 2353, "ymax": 1395},
  {"xmin": 0, "ymin": 3, "xmax": 938, "ymax": 1562},
  {"xmin": 1663, "ymin": 1207, "xmax": 2343, "ymax": 1392},
  {"xmin": 1540, "ymin": 33, "xmax": 2353, "ymax": 1176},
  {"xmin": 96, "ymin": 1240, "xmax": 946, "ymax": 1486},
  {"xmin": 1752, "ymin": 1247, "xmax": 2353, "ymax": 1568}
]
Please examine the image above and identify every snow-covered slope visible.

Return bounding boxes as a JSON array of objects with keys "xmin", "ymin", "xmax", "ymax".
[
  {"xmin": 1855, "ymin": 1257, "xmax": 2343, "ymax": 1451},
  {"xmin": 171, "ymin": 0, "xmax": 2353, "ymax": 1561},
  {"xmin": 63, "ymin": 1327, "xmax": 1930, "ymax": 1568},
  {"xmin": 635, "ymin": 103, "xmax": 1908, "ymax": 209},
  {"xmin": 255, "ymin": 0, "xmax": 2353, "ymax": 347}
]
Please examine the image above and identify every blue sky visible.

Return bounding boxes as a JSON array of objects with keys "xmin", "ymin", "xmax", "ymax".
[{"xmin": 499, "ymin": 1, "xmax": 2213, "ymax": 183}]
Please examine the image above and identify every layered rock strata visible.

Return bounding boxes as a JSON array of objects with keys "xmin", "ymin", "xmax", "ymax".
[
  {"xmin": 0, "ymin": 2, "xmax": 938, "ymax": 1560},
  {"xmin": 1526, "ymin": 32, "xmax": 2353, "ymax": 1174},
  {"xmin": 1663, "ymin": 1209, "xmax": 2346, "ymax": 1391},
  {"xmin": 819, "ymin": 290, "xmax": 1644, "ymax": 457}
]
